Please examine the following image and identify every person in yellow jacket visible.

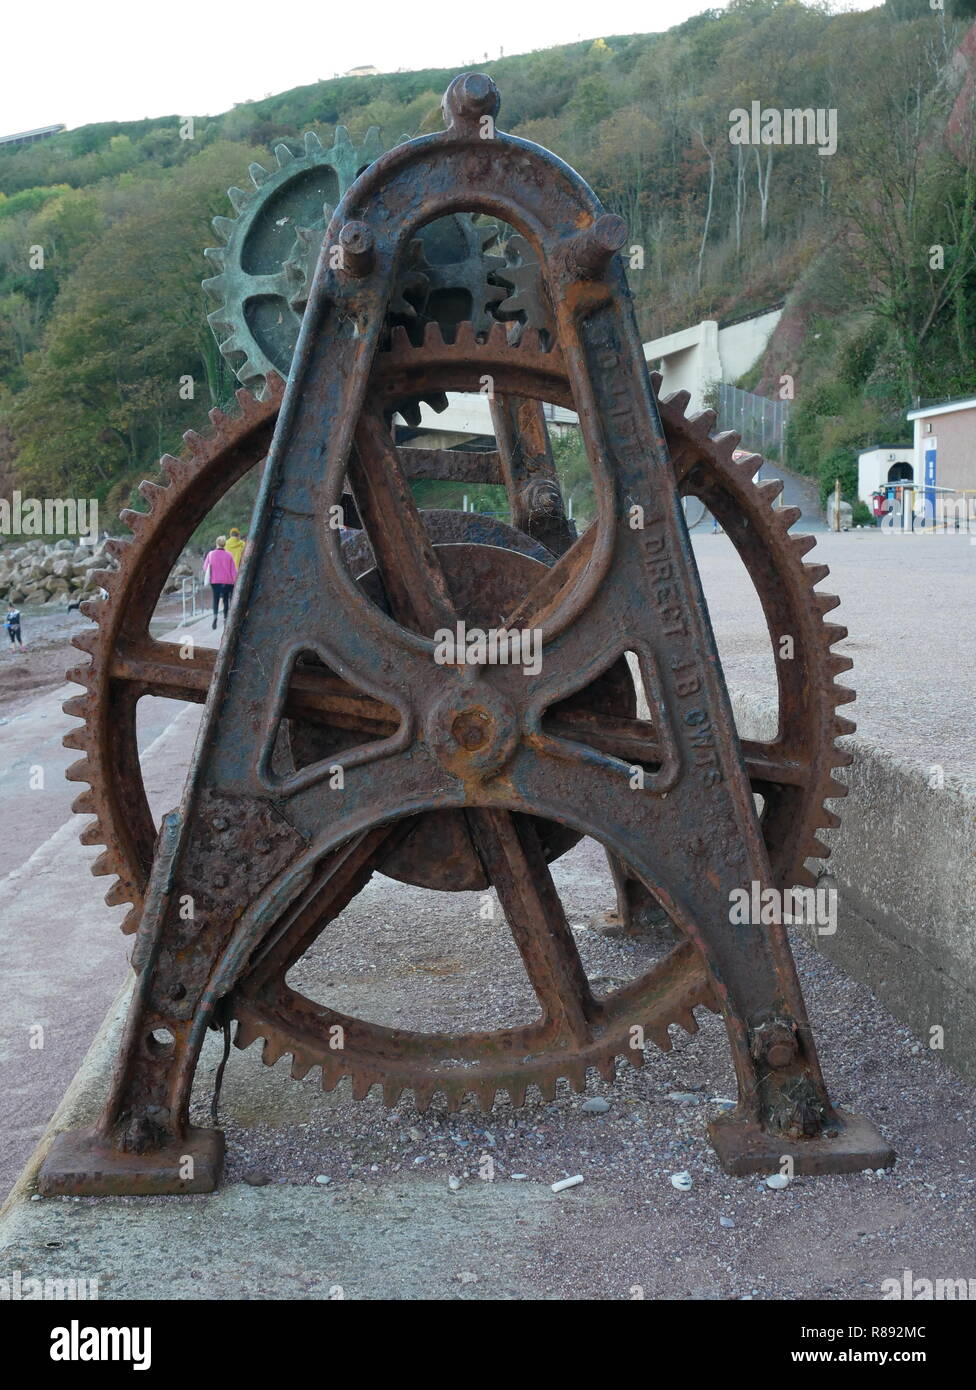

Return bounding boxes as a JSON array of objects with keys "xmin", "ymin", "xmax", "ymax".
[{"xmin": 225, "ymin": 527, "xmax": 245, "ymax": 571}]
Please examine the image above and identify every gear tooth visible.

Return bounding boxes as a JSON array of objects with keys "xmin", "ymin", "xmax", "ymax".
[
  {"xmin": 833, "ymin": 715, "xmax": 856, "ymax": 737},
  {"xmin": 227, "ymin": 186, "xmax": 249, "ymax": 213},
  {"xmin": 65, "ymin": 757, "xmax": 92, "ymax": 784},
  {"xmin": 808, "ymin": 836, "xmax": 831, "ymax": 859},
  {"xmin": 321, "ymin": 1055, "xmax": 343, "ymax": 1092},
  {"xmin": 711, "ymin": 429, "xmax": 741, "ymax": 456},
  {"xmin": 649, "ymin": 1025, "xmax": 673, "ymax": 1053},
  {"xmin": 828, "ymin": 654, "xmax": 854, "ymax": 676},
  {"xmin": 332, "ymin": 126, "xmax": 352, "ymax": 151},
  {"xmin": 138, "ymin": 480, "xmax": 164, "ymax": 510},
  {"xmin": 676, "ymin": 1009, "xmax": 699, "ymax": 1036},
  {"xmin": 261, "ymin": 1035, "xmax": 285, "ymax": 1067},
  {"xmin": 71, "ymin": 790, "xmax": 96, "ymax": 815},
  {"xmin": 201, "ymin": 275, "xmax": 225, "ymax": 302},
  {"xmin": 735, "ymin": 452, "xmax": 763, "ymax": 480},
  {"xmin": 274, "ymin": 142, "xmax": 296, "ymax": 166},
  {"xmin": 62, "ymin": 694, "xmax": 91, "ymax": 719},
  {"xmin": 821, "ymin": 810, "xmax": 842, "ymax": 830},
  {"xmin": 815, "ymin": 591, "xmax": 841, "ymax": 614},
  {"xmin": 422, "ymin": 320, "xmax": 445, "ymax": 349},
  {"xmin": 66, "ymin": 661, "xmax": 94, "ymax": 686},
  {"xmin": 91, "ymin": 850, "xmax": 115, "ymax": 877},
  {"xmin": 382, "ymin": 1081, "xmax": 404, "ymax": 1107},
  {"xmin": 777, "ymin": 505, "xmax": 802, "ymax": 529},
  {"xmin": 78, "ymin": 820, "xmax": 103, "ymax": 846},
  {"xmin": 208, "ymin": 407, "xmax": 227, "ymax": 429},
  {"xmin": 160, "ymin": 453, "xmax": 190, "ymax": 485},
  {"xmin": 234, "ymin": 1018, "xmax": 260, "ymax": 1051},
  {"xmin": 62, "ymin": 727, "xmax": 88, "ymax": 752},
  {"xmin": 596, "ymin": 1054, "xmax": 617, "ymax": 1083},
  {"xmin": 824, "ymin": 622, "xmax": 849, "ymax": 646},
  {"xmin": 662, "ymin": 388, "xmax": 691, "ymax": 416},
  {"xmin": 203, "ymin": 246, "xmax": 226, "ymax": 269},
  {"xmin": 390, "ymin": 324, "xmax": 411, "ymax": 352},
  {"xmin": 289, "ymin": 1051, "xmax": 315, "ymax": 1081},
  {"xmin": 399, "ymin": 401, "xmax": 422, "ymax": 428},
  {"xmin": 78, "ymin": 599, "xmax": 105, "ymax": 621},
  {"xmin": 688, "ymin": 408, "xmax": 717, "ymax": 437},
  {"xmin": 212, "ymin": 215, "xmax": 236, "ymax": 243},
  {"xmin": 444, "ymin": 1082, "xmax": 465, "ymax": 1113},
  {"xmin": 623, "ymin": 1045, "xmax": 644, "ymax": 1070},
  {"xmin": 827, "ymin": 773, "xmax": 850, "ymax": 796},
  {"xmin": 795, "ymin": 866, "xmax": 818, "ymax": 888},
  {"xmin": 303, "ymin": 130, "xmax": 323, "ymax": 154},
  {"xmin": 454, "ymin": 320, "xmax": 476, "ymax": 349},
  {"xmin": 361, "ymin": 127, "xmax": 383, "ymax": 161},
  {"xmin": 412, "ymin": 1084, "xmax": 435, "ymax": 1112},
  {"xmin": 248, "ymin": 161, "xmax": 269, "ymax": 188},
  {"xmin": 536, "ymin": 1075, "xmax": 557, "ymax": 1103},
  {"xmin": 424, "ymin": 391, "xmax": 449, "ymax": 414},
  {"xmin": 804, "ymin": 562, "xmax": 830, "ymax": 586},
  {"xmin": 790, "ymin": 533, "xmax": 817, "ymax": 557},
  {"xmin": 507, "ymin": 1079, "xmax": 528, "ymax": 1107},
  {"xmin": 120, "ymin": 906, "xmax": 141, "ymax": 935},
  {"xmin": 486, "ymin": 319, "xmax": 508, "ymax": 349},
  {"xmin": 104, "ymin": 881, "xmax": 134, "ymax": 907},
  {"xmin": 757, "ymin": 478, "xmax": 784, "ymax": 504},
  {"xmin": 263, "ymin": 372, "xmax": 286, "ymax": 402},
  {"xmin": 182, "ymin": 429, "xmax": 207, "ymax": 454},
  {"xmin": 833, "ymin": 683, "xmax": 856, "ymax": 705},
  {"xmin": 351, "ymin": 1073, "xmax": 374, "ymax": 1101},
  {"xmin": 565, "ymin": 1063, "xmax": 587, "ymax": 1092},
  {"xmin": 649, "ymin": 369, "xmax": 663, "ymax": 393},
  {"xmin": 70, "ymin": 629, "xmax": 98, "ymax": 655},
  {"xmin": 119, "ymin": 508, "xmax": 148, "ymax": 537},
  {"xmin": 474, "ymin": 1083, "xmax": 496, "ymax": 1113}
]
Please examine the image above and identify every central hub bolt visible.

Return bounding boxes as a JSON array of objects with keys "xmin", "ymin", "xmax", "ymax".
[{"xmin": 451, "ymin": 708, "xmax": 492, "ymax": 750}]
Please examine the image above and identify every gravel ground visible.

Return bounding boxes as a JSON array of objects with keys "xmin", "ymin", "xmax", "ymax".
[{"xmin": 22, "ymin": 835, "xmax": 960, "ymax": 1301}]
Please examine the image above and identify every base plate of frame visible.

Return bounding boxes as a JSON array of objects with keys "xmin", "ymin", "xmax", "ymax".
[
  {"xmin": 37, "ymin": 1126, "xmax": 225, "ymax": 1197},
  {"xmin": 708, "ymin": 1108, "xmax": 895, "ymax": 1177}
]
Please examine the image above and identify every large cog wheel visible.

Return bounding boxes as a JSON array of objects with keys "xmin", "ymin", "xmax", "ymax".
[{"xmin": 63, "ymin": 326, "xmax": 853, "ymax": 1109}]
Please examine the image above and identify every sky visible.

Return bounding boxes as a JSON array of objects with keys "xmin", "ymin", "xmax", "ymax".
[{"xmin": 2, "ymin": 0, "xmax": 879, "ymax": 137}]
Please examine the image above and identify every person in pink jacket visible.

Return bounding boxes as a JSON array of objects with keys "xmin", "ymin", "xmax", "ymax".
[{"xmin": 202, "ymin": 536, "xmax": 238, "ymax": 629}]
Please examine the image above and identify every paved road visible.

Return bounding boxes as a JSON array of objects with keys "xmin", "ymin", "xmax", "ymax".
[
  {"xmin": 693, "ymin": 527, "xmax": 976, "ymax": 782},
  {"xmin": 0, "ymin": 615, "xmax": 210, "ymax": 1199}
]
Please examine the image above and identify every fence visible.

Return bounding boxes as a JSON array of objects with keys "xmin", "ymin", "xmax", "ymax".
[{"xmin": 715, "ymin": 382, "xmax": 789, "ymax": 458}]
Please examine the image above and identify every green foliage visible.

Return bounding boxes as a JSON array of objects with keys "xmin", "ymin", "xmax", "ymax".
[{"xmin": 0, "ymin": 3, "xmax": 973, "ymax": 512}]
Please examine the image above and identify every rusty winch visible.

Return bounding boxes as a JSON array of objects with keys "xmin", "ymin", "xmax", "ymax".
[{"xmin": 40, "ymin": 74, "xmax": 893, "ymax": 1194}]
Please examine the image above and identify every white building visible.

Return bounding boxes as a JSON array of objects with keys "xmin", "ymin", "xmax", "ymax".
[{"xmin": 856, "ymin": 445, "xmax": 915, "ymax": 504}]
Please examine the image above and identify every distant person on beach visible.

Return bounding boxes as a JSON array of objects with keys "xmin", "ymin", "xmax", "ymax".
[
  {"xmin": 202, "ymin": 536, "xmax": 237, "ymax": 630},
  {"xmin": 5, "ymin": 606, "xmax": 23, "ymax": 650},
  {"xmin": 225, "ymin": 527, "xmax": 245, "ymax": 571}
]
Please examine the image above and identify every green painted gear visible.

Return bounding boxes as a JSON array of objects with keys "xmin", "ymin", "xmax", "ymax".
[
  {"xmin": 204, "ymin": 128, "xmax": 535, "ymax": 398},
  {"xmin": 203, "ymin": 127, "xmax": 386, "ymax": 398}
]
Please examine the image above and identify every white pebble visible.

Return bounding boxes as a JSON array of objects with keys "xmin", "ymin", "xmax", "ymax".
[
  {"xmin": 457, "ymin": 1270, "xmax": 478, "ymax": 1284},
  {"xmin": 314, "ymin": 1174, "xmax": 331, "ymax": 1185},
  {"xmin": 765, "ymin": 1174, "xmax": 790, "ymax": 1190},
  {"xmin": 448, "ymin": 1176, "xmax": 461, "ymax": 1192},
  {"xmin": 670, "ymin": 1171, "xmax": 693, "ymax": 1191},
  {"xmin": 551, "ymin": 1174, "xmax": 585, "ymax": 1193},
  {"xmin": 511, "ymin": 1173, "xmax": 528, "ymax": 1181},
  {"xmin": 582, "ymin": 1097, "xmax": 610, "ymax": 1114}
]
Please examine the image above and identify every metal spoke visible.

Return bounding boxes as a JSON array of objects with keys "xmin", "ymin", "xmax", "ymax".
[{"xmin": 467, "ymin": 809, "xmax": 593, "ymax": 1046}]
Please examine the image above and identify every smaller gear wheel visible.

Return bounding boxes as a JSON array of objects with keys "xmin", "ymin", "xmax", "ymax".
[{"xmin": 203, "ymin": 126, "xmax": 387, "ymax": 397}]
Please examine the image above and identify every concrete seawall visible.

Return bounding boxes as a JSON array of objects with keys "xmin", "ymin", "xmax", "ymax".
[{"xmin": 731, "ymin": 692, "xmax": 976, "ymax": 1083}]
